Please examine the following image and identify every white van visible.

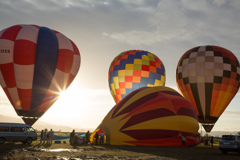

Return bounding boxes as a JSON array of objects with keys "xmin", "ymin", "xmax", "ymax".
[{"xmin": 0, "ymin": 123, "xmax": 37, "ymax": 144}]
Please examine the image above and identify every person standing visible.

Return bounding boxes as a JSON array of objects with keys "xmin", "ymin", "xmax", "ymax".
[
  {"xmin": 85, "ymin": 130, "xmax": 90, "ymax": 144},
  {"xmin": 44, "ymin": 129, "xmax": 48, "ymax": 143},
  {"xmin": 94, "ymin": 132, "xmax": 99, "ymax": 145},
  {"xmin": 100, "ymin": 132, "xmax": 105, "ymax": 145},
  {"xmin": 40, "ymin": 130, "xmax": 44, "ymax": 144},
  {"xmin": 211, "ymin": 136, "xmax": 214, "ymax": 148},
  {"xmin": 182, "ymin": 136, "xmax": 186, "ymax": 146},
  {"xmin": 70, "ymin": 130, "xmax": 75, "ymax": 145},
  {"xmin": 48, "ymin": 129, "xmax": 54, "ymax": 144}
]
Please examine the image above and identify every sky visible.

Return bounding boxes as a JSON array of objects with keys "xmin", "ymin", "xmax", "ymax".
[{"xmin": 0, "ymin": 0, "xmax": 239, "ymax": 132}]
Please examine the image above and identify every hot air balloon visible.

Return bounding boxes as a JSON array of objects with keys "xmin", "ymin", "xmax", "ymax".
[
  {"xmin": 108, "ymin": 50, "xmax": 166, "ymax": 103},
  {"xmin": 0, "ymin": 24, "xmax": 81, "ymax": 126},
  {"xmin": 176, "ymin": 45, "xmax": 240, "ymax": 132},
  {"xmin": 90, "ymin": 86, "xmax": 200, "ymax": 147}
]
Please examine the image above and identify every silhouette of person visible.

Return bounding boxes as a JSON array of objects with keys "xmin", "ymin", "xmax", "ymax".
[{"xmin": 94, "ymin": 132, "xmax": 99, "ymax": 145}]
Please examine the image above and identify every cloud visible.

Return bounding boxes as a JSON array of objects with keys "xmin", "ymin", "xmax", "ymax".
[
  {"xmin": 0, "ymin": 101, "xmax": 10, "ymax": 106},
  {"xmin": 102, "ymin": 0, "xmax": 240, "ymax": 49},
  {"xmin": 80, "ymin": 89, "xmax": 110, "ymax": 97},
  {"xmin": 224, "ymin": 110, "xmax": 240, "ymax": 116},
  {"xmin": 102, "ymin": 30, "xmax": 164, "ymax": 46}
]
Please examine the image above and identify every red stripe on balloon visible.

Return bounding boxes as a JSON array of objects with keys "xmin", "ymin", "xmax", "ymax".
[
  {"xmin": 17, "ymin": 88, "xmax": 31, "ymax": 110},
  {"xmin": 0, "ymin": 25, "xmax": 22, "ymax": 41},
  {"xmin": 56, "ymin": 49, "xmax": 74, "ymax": 73},
  {"xmin": 14, "ymin": 40, "xmax": 36, "ymax": 65},
  {"xmin": 120, "ymin": 108, "xmax": 176, "ymax": 130},
  {"xmin": 121, "ymin": 129, "xmax": 180, "ymax": 140},
  {"xmin": 0, "ymin": 64, "xmax": 16, "ymax": 87}
]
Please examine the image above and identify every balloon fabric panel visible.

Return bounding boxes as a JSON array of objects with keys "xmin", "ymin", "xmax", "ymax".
[
  {"xmin": 14, "ymin": 26, "xmax": 39, "ymax": 111},
  {"xmin": 30, "ymin": 27, "xmax": 59, "ymax": 115},
  {"xmin": 176, "ymin": 45, "xmax": 240, "ymax": 131},
  {"xmin": 0, "ymin": 25, "xmax": 23, "ymax": 110},
  {"xmin": 38, "ymin": 32, "xmax": 75, "ymax": 113},
  {"xmin": 108, "ymin": 50, "xmax": 166, "ymax": 103}
]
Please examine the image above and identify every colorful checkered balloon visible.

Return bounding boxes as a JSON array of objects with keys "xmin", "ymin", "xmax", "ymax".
[
  {"xmin": 109, "ymin": 50, "xmax": 166, "ymax": 103},
  {"xmin": 176, "ymin": 45, "xmax": 240, "ymax": 132}
]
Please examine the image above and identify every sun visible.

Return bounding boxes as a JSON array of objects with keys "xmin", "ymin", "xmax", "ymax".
[{"xmin": 41, "ymin": 84, "xmax": 87, "ymax": 122}]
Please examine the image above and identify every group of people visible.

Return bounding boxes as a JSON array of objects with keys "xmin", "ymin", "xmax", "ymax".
[
  {"xmin": 94, "ymin": 131, "xmax": 105, "ymax": 145},
  {"xmin": 70, "ymin": 130, "xmax": 105, "ymax": 145},
  {"xmin": 40, "ymin": 129, "xmax": 105, "ymax": 145},
  {"xmin": 69, "ymin": 130, "xmax": 91, "ymax": 145},
  {"xmin": 40, "ymin": 128, "xmax": 54, "ymax": 144}
]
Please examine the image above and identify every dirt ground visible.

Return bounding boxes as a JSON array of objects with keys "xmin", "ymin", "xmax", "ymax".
[{"xmin": 0, "ymin": 141, "xmax": 239, "ymax": 160}]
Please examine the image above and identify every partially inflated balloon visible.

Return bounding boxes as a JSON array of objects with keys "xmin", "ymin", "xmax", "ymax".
[
  {"xmin": 0, "ymin": 25, "xmax": 81, "ymax": 125},
  {"xmin": 108, "ymin": 50, "xmax": 166, "ymax": 103},
  {"xmin": 176, "ymin": 45, "xmax": 240, "ymax": 132},
  {"xmin": 90, "ymin": 86, "xmax": 200, "ymax": 147}
]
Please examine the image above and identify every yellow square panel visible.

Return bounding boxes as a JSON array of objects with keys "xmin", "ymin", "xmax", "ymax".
[
  {"xmin": 118, "ymin": 76, "xmax": 125, "ymax": 82},
  {"xmin": 155, "ymin": 79, "xmax": 160, "ymax": 86},
  {"xmin": 134, "ymin": 59, "xmax": 142, "ymax": 64},
  {"xmin": 141, "ymin": 71, "xmax": 149, "ymax": 78},
  {"xmin": 142, "ymin": 55, "xmax": 149, "ymax": 60},
  {"xmin": 147, "ymin": 52, "xmax": 153, "ymax": 56},
  {"xmin": 116, "ymin": 95, "xmax": 122, "ymax": 101},
  {"xmin": 125, "ymin": 70, "xmax": 133, "ymax": 76},
  {"xmin": 125, "ymin": 82, "xmax": 132, "ymax": 89},
  {"xmin": 118, "ymin": 70, "xmax": 125, "ymax": 76},
  {"xmin": 125, "ymin": 64, "xmax": 134, "ymax": 70},
  {"xmin": 110, "ymin": 84, "xmax": 116, "ymax": 93},
  {"xmin": 133, "ymin": 76, "xmax": 141, "ymax": 83},
  {"xmin": 113, "ymin": 77, "xmax": 118, "ymax": 84},
  {"xmin": 113, "ymin": 83, "xmax": 119, "ymax": 89},
  {"xmin": 147, "ymin": 84, "xmax": 154, "ymax": 87},
  {"xmin": 161, "ymin": 75, "xmax": 166, "ymax": 81},
  {"xmin": 120, "ymin": 88, "xmax": 126, "ymax": 94}
]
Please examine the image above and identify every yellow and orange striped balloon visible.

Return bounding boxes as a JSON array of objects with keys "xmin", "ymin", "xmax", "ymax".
[{"xmin": 90, "ymin": 86, "xmax": 200, "ymax": 147}]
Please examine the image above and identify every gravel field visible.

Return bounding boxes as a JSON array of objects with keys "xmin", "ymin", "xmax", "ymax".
[{"xmin": 0, "ymin": 141, "xmax": 239, "ymax": 160}]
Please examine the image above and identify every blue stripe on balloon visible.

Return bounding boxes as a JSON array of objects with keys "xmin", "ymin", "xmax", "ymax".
[
  {"xmin": 140, "ymin": 77, "xmax": 148, "ymax": 87},
  {"xmin": 109, "ymin": 72, "xmax": 113, "ymax": 83},
  {"xmin": 126, "ymin": 55, "xmax": 134, "ymax": 64},
  {"xmin": 121, "ymin": 94, "xmax": 126, "ymax": 99},
  {"xmin": 113, "ymin": 65, "xmax": 119, "ymax": 71},
  {"xmin": 149, "ymin": 72, "xmax": 156, "ymax": 79},
  {"xmin": 119, "ymin": 59, "xmax": 126, "ymax": 70},
  {"xmin": 132, "ymin": 83, "xmax": 140, "ymax": 90},
  {"xmin": 155, "ymin": 74, "xmax": 161, "ymax": 80},
  {"xmin": 157, "ymin": 67, "xmax": 165, "ymax": 75},
  {"xmin": 125, "ymin": 89, "xmax": 132, "ymax": 95},
  {"xmin": 134, "ymin": 52, "xmax": 142, "ymax": 59},
  {"xmin": 30, "ymin": 27, "xmax": 59, "ymax": 111},
  {"xmin": 113, "ymin": 70, "xmax": 118, "ymax": 77},
  {"xmin": 140, "ymin": 50, "xmax": 148, "ymax": 55},
  {"xmin": 148, "ymin": 78, "xmax": 155, "ymax": 85}
]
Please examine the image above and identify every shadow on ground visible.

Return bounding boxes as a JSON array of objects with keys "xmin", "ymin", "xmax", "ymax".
[
  {"xmin": 101, "ymin": 144, "xmax": 240, "ymax": 160},
  {"xmin": 1, "ymin": 142, "xmax": 240, "ymax": 160}
]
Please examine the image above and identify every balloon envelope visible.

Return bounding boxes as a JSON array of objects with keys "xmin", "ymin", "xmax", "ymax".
[
  {"xmin": 90, "ymin": 86, "xmax": 200, "ymax": 147},
  {"xmin": 0, "ymin": 24, "xmax": 81, "ymax": 125},
  {"xmin": 108, "ymin": 50, "xmax": 166, "ymax": 103},
  {"xmin": 176, "ymin": 45, "xmax": 240, "ymax": 132}
]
